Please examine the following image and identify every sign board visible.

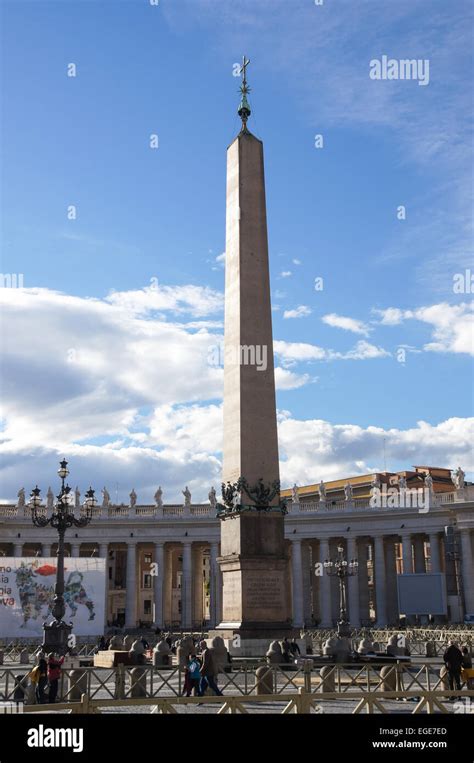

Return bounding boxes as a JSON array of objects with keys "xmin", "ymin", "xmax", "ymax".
[{"xmin": 397, "ymin": 573, "xmax": 447, "ymax": 615}]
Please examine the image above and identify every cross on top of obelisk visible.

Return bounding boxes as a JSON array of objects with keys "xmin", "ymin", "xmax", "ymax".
[{"xmin": 237, "ymin": 55, "xmax": 251, "ymax": 131}]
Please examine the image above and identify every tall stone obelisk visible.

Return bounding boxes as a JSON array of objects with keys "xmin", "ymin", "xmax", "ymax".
[{"xmin": 215, "ymin": 58, "xmax": 292, "ymax": 643}]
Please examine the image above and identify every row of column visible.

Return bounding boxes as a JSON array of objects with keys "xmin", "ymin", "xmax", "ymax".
[
  {"xmin": 124, "ymin": 540, "xmax": 222, "ymax": 629},
  {"xmin": 290, "ymin": 529, "xmax": 474, "ymax": 627}
]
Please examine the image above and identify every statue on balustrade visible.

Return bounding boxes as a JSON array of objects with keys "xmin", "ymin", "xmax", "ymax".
[
  {"xmin": 452, "ymin": 466, "xmax": 465, "ymax": 490},
  {"xmin": 291, "ymin": 484, "xmax": 299, "ymax": 504},
  {"xmin": 208, "ymin": 486, "xmax": 217, "ymax": 509},
  {"xmin": 182, "ymin": 486, "xmax": 191, "ymax": 508},
  {"xmin": 319, "ymin": 480, "xmax": 326, "ymax": 502},
  {"xmin": 344, "ymin": 482, "xmax": 353, "ymax": 502},
  {"xmin": 17, "ymin": 487, "xmax": 25, "ymax": 508},
  {"xmin": 74, "ymin": 486, "xmax": 81, "ymax": 509},
  {"xmin": 46, "ymin": 487, "xmax": 54, "ymax": 510},
  {"xmin": 129, "ymin": 488, "xmax": 137, "ymax": 508},
  {"xmin": 102, "ymin": 487, "xmax": 111, "ymax": 508},
  {"xmin": 154, "ymin": 486, "xmax": 163, "ymax": 508}
]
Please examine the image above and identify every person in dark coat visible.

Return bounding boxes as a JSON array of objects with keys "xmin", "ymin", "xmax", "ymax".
[
  {"xmin": 36, "ymin": 654, "xmax": 48, "ymax": 705},
  {"xmin": 443, "ymin": 641, "xmax": 463, "ymax": 697}
]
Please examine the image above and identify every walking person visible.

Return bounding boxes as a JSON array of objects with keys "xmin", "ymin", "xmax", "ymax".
[
  {"xmin": 186, "ymin": 654, "xmax": 202, "ymax": 697},
  {"xmin": 47, "ymin": 653, "xmax": 64, "ymax": 704},
  {"xmin": 443, "ymin": 640, "xmax": 463, "ymax": 699},
  {"xmin": 199, "ymin": 641, "xmax": 223, "ymax": 697},
  {"xmin": 35, "ymin": 652, "xmax": 48, "ymax": 705}
]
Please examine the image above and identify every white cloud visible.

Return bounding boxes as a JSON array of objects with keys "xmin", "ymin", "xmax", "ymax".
[
  {"xmin": 274, "ymin": 339, "xmax": 389, "ymax": 364},
  {"xmin": 283, "ymin": 305, "xmax": 312, "ymax": 319},
  {"xmin": 322, "ymin": 313, "xmax": 371, "ymax": 336},
  {"xmin": 373, "ymin": 302, "xmax": 474, "ymax": 355},
  {"xmin": 106, "ymin": 283, "xmax": 223, "ymax": 317},
  {"xmin": 274, "ymin": 368, "xmax": 313, "ymax": 390},
  {"xmin": 280, "ymin": 271, "xmax": 292, "ymax": 278},
  {"xmin": 292, "ymin": 259, "xmax": 301, "ymax": 265},
  {"xmin": 279, "ymin": 416, "xmax": 474, "ymax": 487}
]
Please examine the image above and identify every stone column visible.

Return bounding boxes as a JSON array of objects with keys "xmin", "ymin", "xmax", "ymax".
[
  {"xmin": 319, "ymin": 538, "xmax": 332, "ymax": 627},
  {"xmin": 209, "ymin": 542, "xmax": 219, "ymax": 627},
  {"xmin": 374, "ymin": 536, "xmax": 387, "ymax": 626},
  {"xmin": 347, "ymin": 537, "xmax": 360, "ymax": 627},
  {"xmin": 291, "ymin": 539, "xmax": 304, "ymax": 628},
  {"xmin": 99, "ymin": 543, "xmax": 109, "ymax": 629},
  {"xmin": 181, "ymin": 540, "xmax": 192, "ymax": 630},
  {"xmin": 357, "ymin": 538, "xmax": 370, "ymax": 625},
  {"xmin": 164, "ymin": 547, "xmax": 174, "ymax": 627},
  {"xmin": 460, "ymin": 529, "xmax": 474, "ymax": 614},
  {"xmin": 153, "ymin": 542, "xmax": 165, "ymax": 629},
  {"xmin": 125, "ymin": 542, "xmax": 137, "ymax": 628},
  {"xmin": 192, "ymin": 545, "xmax": 204, "ymax": 628},
  {"xmin": 42, "ymin": 543, "xmax": 52, "ymax": 557},
  {"xmin": 413, "ymin": 535, "xmax": 426, "ymax": 573},
  {"xmin": 429, "ymin": 533, "xmax": 441, "ymax": 573},
  {"xmin": 13, "ymin": 543, "xmax": 23, "ymax": 557},
  {"xmin": 301, "ymin": 542, "xmax": 312, "ymax": 626},
  {"xmin": 401, "ymin": 533, "xmax": 412, "ymax": 574},
  {"xmin": 384, "ymin": 538, "xmax": 399, "ymax": 625},
  {"xmin": 71, "ymin": 543, "xmax": 80, "ymax": 558}
]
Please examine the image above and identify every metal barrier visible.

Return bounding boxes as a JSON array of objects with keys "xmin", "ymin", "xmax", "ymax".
[{"xmin": 1, "ymin": 661, "xmax": 471, "ymax": 702}]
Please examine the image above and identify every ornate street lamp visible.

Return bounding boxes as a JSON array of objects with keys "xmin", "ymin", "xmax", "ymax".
[
  {"xmin": 324, "ymin": 544, "xmax": 359, "ymax": 637},
  {"xmin": 29, "ymin": 459, "xmax": 97, "ymax": 655}
]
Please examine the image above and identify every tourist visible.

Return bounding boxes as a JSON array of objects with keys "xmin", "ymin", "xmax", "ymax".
[
  {"xmin": 289, "ymin": 639, "xmax": 301, "ymax": 657},
  {"xmin": 462, "ymin": 646, "xmax": 472, "ymax": 669},
  {"xmin": 281, "ymin": 638, "xmax": 291, "ymax": 664},
  {"xmin": 443, "ymin": 640, "xmax": 463, "ymax": 698},
  {"xmin": 34, "ymin": 652, "xmax": 48, "ymax": 704},
  {"xmin": 199, "ymin": 641, "xmax": 223, "ymax": 696},
  {"xmin": 47, "ymin": 653, "xmax": 64, "ymax": 703},
  {"xmin": 186, "ymin": 654, "xmax": 202, "ymax": 697}
]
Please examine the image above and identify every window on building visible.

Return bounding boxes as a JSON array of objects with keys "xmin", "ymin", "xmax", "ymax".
[
  {"xmin": 144, "ymin": 553, "xmax": 152, "ymax": 565},
  {"xmin": 143, "ymin": 573, "xmax": 152, "ymax": 589},
  {"xmin": 144, "ymin": 600, "xmax": 152, "ymax": 615}
]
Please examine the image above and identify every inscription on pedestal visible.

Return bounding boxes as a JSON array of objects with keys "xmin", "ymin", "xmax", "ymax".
[{"xmin": 247, "ymin": 576, "xmax": 282, "ymax": 608}]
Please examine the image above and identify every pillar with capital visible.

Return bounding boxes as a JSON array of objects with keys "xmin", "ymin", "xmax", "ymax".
[
  {"xmin": 401, "ymin": 533, "xmax": 413, "ymax": 574},
  {"xmin": 291, "ymin": 539, "xmax": 304, "ymax": 628},
  {"xmin": 209, "ymin": 542, "xmax": 220, "ymax": 627},
  {"xmin": 413, "ymin": 535, "xmax": 426, "ymax": 573},
  {"xmin": 181, "ymin": 540, "xmax": 192, "ymax": 630},
  {"xmin": 318, "ymin": 538, "xmax": 332, "ymax": 627},
  {"xmin": 301, "ymin": 542, "xmax": 312, "ymax": 626},
  {"xmin": 153, "ymin": 542, "xmax": 165, "ymax": 629},
  {"xmin": 347, "ymin": 536, "xmax": 360, "ymax": 627},
  {"xmin": 99, "ymin": 543, "xmax": 109, "ymax": 629},
  {"xmin": 357, "ymin": 538, "xmax": 370, "ymax": 625},
  {"xmin": 125, "ymin": 542, "xmax": 137, "ymax": 628},
  {"xmin": 374, "ymin": 536, "xmax": 387, "ymax": 626}
]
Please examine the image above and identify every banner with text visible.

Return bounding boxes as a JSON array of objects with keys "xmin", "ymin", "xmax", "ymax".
[{"xmin": 0, "ymin": 557, "xmax": 105, "ymax": 637}]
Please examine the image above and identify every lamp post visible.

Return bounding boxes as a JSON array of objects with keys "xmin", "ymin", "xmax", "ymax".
[
  {"xmin": 324, "ymin": 544, "xmax": 358, "ymax": 638},
  {"xmin": 29, "ymin": 459, "xmax": 96, "ymax": 654}
]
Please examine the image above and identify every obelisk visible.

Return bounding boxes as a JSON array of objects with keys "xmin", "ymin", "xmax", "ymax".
[{"xmin": 215, "ymin": 58, "xmax": 292, "ymax": 645}]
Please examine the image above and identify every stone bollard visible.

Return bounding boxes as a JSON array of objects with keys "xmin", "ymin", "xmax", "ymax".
[
  {"xmin": 19, "ymin": 649, "xmax": 29, "ymax": 665},
  {"xmin": 114, "ymin": 664, "xmax": 126, "ymax": 700},
  {"xmin": 266, "ymin": 640, "xmax": 283, "ymax": 666},
  {"xmin": 68, "ymin": 670, "xmax": 88, "ymax": 702},
  {"xmin": 153, "ymin": 639, "xmax": 171, "ymax": 668},
  {"xmin": 129, "ymin": 667, "xmax": 147, "ymax": 698},
  {"xmin": 425, "ymin": 641, "xmax": 436, "ymax": 658},
  {"xmin": 255, "ymin": 666, "xmax": 273, "ymax": 695},
  {"xmin": 380, "ymin": 665, "xmax": 397, "ymax": 692},
  {"xmin": 439, "ymin": 666, "xmax": 449, "ymax": 697},
  {"xmin": 319, "ymin": 666, "xmax": 335, "ymax": 693}
]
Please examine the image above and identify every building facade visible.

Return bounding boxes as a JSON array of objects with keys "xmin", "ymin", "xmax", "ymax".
[{"xmin": 1, "ymin": 467, "xmax": 473, "ymax": 630}]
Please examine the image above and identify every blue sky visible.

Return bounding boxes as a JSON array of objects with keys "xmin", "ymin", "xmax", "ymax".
[{"xmin": 1, "ymin": 0, "xmax": 473, "ymax": 503}]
